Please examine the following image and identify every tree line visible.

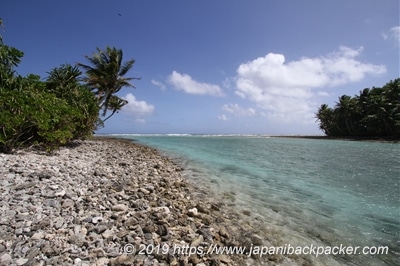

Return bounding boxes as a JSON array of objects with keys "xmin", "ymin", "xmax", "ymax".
[
  {"xmin": 316, "ymin": 79, "xmax": 400, "ymax": 138},
  {"xmin": 0, "ymin": 20, "xmax": 138, "ymax": 152}
]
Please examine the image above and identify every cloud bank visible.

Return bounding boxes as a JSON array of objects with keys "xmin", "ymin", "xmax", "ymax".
[
  {"xmin": 168, "ymin": 71, "xmax": 224, "ymax": 96},
  {"xmin": 234, "ymin": 46, "xmax": 386, "ymax": 123}
]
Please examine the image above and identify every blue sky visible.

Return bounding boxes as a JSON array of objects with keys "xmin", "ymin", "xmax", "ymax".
[{"xmin": 2, "ymin": 0, "xmax": 399, "ymax": 135}]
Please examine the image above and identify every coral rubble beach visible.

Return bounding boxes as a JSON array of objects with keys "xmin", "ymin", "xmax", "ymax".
[{"xmin": 0, "ymin": 137, "xmax": 313, "ymax": 266}]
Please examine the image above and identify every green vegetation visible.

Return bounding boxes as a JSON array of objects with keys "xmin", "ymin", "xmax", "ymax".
[
  {"xmin": 0, "ymin": 21, "xmax": 137, "ymax": 152},
  {"xmin": 0, "ymin": 46, "xmax": 100, "ymax": 152},
  {"xmin": 316, "ymin": 79, "xmax": 400, "ymax": 138}
]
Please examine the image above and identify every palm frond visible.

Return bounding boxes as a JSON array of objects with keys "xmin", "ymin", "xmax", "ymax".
[{"xmin": 77, "ymin": 46, "xmax": 139, "ymax": 122}]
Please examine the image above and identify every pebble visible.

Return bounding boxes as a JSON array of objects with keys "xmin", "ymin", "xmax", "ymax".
[
  {"xmin": 15, "ymin": 258, "xmax": 28, "ymax": 265},
  {"xmin": 0, "ymin": 253, "xmax": 12, "ymax": 264},
  {"xmin": 31, "ymin": 232, "xmax": 44, "ymax": 240},
  {"xmin": 188, "ymin": 207, "xmax": 200, "ymax": 217},
  {"xmin": 111, "ymin": 204, "xmax": 128, "ymax": 212}
]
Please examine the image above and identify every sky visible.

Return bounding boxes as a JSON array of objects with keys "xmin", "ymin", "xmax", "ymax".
[{"xmin": 2, "ymin": 1, "xmax": 399, "ymax": 135}]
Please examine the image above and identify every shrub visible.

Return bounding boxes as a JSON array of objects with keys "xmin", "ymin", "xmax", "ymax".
[{"xmin": 0, "ymin": 87, "xmax": 75, "ymax": 152}]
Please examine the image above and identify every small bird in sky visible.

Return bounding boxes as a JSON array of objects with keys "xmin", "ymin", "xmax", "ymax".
[{"xmin": 118, "ymin": 13, "xmax": 122, "ymax": 16}]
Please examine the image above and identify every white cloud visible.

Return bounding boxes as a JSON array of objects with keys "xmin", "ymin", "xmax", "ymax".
[
  {"xmin": 151, "ymin": 79, "xmax": 166, "ymax": 90},
  {"xmin": 389, "ymin": 26, "xmax": 400, "ymax": 46},
  {"xmin": 122, "ymin": 93, "xmax": 155, "ymax": 117},
  {"xmin": 222, "ymin": 103, "xmax": 257, "ymax": 117},
  {"xmin": 218, "ymin": 114, "xmax": 229, "ymax": 121},
  {"xmin": 135, "ymin": 118, "xmax": 146, "ymax": 123},
  {"xmin": 382, "ymin": 26, "xmax": 400, "ymax": 46},
  {"xmin": 167, "ymin": 71, "xmax": 224, "ymax": 96},
  {"xmin": 222, "ymin": 77, "xmax": 233, "ymax": 89},
  {"xmin": 317, "ymin": 91, "xmax": 330, "ymax": 97},
  {"xmin": 390, "ymin": 26, "xmax": 400, "ymax": 36},
  {"xmin": 235, "ymin": 46, "xmax": 386, "ymax": 123}
]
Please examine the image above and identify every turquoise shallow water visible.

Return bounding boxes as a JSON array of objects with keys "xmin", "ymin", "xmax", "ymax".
[{"xmin": 112, "ymin": 135, "xmax": 399, "ymax": 265}]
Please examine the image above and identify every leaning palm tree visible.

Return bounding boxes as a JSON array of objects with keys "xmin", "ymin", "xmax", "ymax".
[
  {"xmin": 78, "ymin": 46, "xmax": 139, "ymax": 122},
  {"xmin": 102, "ymin": 95, "xmax": 128, "ymax": 123}
]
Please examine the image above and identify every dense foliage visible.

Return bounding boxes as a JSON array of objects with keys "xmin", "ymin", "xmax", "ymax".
[
  {"xmin": 0, "ymin": 43, "xmax": 100, "ymax": 152},
  {"xmin": 316, "ymin": 79, "xmax": 400, "ymax": 138}
]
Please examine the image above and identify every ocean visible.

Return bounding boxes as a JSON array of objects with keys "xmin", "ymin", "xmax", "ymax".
[{"xmin": 111, "ymin": 135, "xmax": 399, "ymax": 265}]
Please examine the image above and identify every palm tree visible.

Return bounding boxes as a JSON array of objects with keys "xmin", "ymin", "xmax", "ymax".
[
  {"xmin": 102, "ymin": 95, "xmax": 128, "ymax": 123},
  {"xmin": 316, "ymin": 104, "xmax": 336, "ymax": 136},
  {"xmin": 356, "ymin": 88, "xmax": 372, "ymax": 135},
  {"xmin": 77, "ymin": 46, "xmax": 139, "ymax": 122},
  {"xmin": 317, "ymin": 79, "xmax": 400, "ymax": 138},
  {"xmin": 382, "ymin": 79, "xmax": 400, "ymax": 136},
  {"xmin": 335, "ymin": 95, "xmax": 359, "ymax": 136}
]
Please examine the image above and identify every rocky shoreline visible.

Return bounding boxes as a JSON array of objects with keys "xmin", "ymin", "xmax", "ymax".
[{"xmin": 0, "ymin": 138, "xmax": 307, "ymax": 266}]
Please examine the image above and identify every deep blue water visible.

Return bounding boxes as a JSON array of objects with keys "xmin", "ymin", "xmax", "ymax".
[{"xmin": 112, "ymin": 135, "xmax": 399, "ymax": 265}]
